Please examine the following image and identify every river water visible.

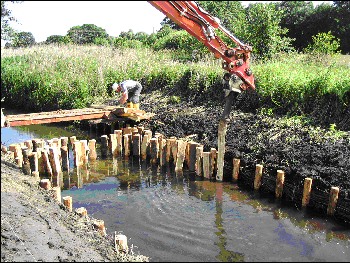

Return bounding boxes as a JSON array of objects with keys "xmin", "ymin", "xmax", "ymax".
[{"xmin": 1, "ymin": 111, "xmax": 349, "ymax": 262}]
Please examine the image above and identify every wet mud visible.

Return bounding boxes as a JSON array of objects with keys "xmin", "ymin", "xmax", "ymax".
[
  {"xmin": 139, "ymin": 89, "xmax": 350, "ymax": 226},
  {"xmin": 1, "ymin": 87, "xmax": 349, "ymax": 262}
]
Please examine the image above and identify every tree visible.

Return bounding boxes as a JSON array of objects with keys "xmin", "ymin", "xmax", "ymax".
[
  {"xmin": 1, "ymin": 1, "xmax": 21, "ymax": 42},
  {"xmin": 158, "ymin": 1, "xmax": 247, "ymax": 43},
  {"xmin": 304, "ymin": 31, "xmax": 341, "ymax": 55},
  {"xmin": 278, "ymin": 1, "xmax": 349, "ymax": 54},
  {"xmin": 244, "ymin": 2, "xmax": 295, "ymax": 60},
  {"xmin": 198, "ymin": 1, "xmax": 246, "ymax": 41},
  {"xmin": 134, "ymin": 32, "xmax": 149, "ymax": 43},
  {"xmin": 277, "ymin": 1, "xmax": 314, "ymax": 51},
  {"xmin": 332, "ymin": 1, "xmax": 350, "ymax": 53},
  {"xmin": 12, "ymin": 31, "xmax": 35, "ymax": 47},
  {"xmin": 67, "ymin": 24, "xmax": 109, "ymax": 44},
  {"xmin": 160, "ymin": 17, "xmax": 182, "ymax": 30},
  {"xmin": 46, "ymin": 35, "xmax": 71, "ymax": 45},
  {"xmin": 119, "ymin": 29, "xmax": 135, "ymax": 40}
]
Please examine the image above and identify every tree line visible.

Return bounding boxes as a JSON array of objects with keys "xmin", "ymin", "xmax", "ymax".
[{"xmin": 1, "ymin": 1, "xmax": 349, "ymax": 60}]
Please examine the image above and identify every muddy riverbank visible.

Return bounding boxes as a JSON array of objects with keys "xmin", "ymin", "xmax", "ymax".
[
  {"xmin": 1, "ymin": 87, "xmax": 349, "ymax": 262},
  {"xmin": 1, "ymin": 151, "xmax": 149, "ymax": 262}
]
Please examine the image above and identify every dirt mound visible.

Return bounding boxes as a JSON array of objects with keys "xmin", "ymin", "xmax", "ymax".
[{"xmin": 1, "ymin": 152, "xmax": 149, "ymax": 262}]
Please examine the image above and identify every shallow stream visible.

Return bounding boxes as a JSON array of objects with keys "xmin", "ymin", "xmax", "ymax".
[{"xmin": 1, "ymin": 110, "xmax": 349, "ymax": 262}]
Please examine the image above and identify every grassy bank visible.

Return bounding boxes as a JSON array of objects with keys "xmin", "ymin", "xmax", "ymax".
[{"xmin": 1, "ymin": 44, "xmax": 349, "ymax": 115}]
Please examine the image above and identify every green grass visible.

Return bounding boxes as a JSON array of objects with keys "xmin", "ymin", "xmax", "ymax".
[{"xmin": 1, "ymin": 44, "xmax": 349, "ymax": 112}]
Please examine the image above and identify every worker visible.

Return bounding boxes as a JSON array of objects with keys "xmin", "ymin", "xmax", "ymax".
[{"xmin": 112, "ymin": 80, "xmax": 143, "ymax": 109}]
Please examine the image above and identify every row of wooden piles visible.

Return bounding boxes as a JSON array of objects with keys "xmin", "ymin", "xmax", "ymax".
[
  {"xmin": 5, "ymin": 135, "xmax": 130, "ymax": 254},
  {"xmin": 5, "ymin": 124, "xmax": 342, "ymax": 222}
]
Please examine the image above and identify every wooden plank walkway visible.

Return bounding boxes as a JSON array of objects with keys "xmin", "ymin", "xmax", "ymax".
[{"xmin": 2, "ymin": 105, "xmax": 155, "ymax": 127}]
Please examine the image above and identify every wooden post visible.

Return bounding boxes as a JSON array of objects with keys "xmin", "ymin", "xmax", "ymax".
[
  {"xmin": 327, "ymin": 186, "xmax": 340, "ymax": 216},
  {"xmin": 170, "ymin": 137, "xmax": 178, "ymax": 165},
  {"xmin": 143, "ymin": 129, "xmax": 152, "ymax": 139},
  {"xmin": 14, "ymin": 157, "xmax": 21, "ymax": 167},
  {"xmin": 159, "ymin": 138, "xmax": 166, "ymax": 167},
  {"xmin": 51, "ymin": 138, "xmax": 61, "ymax": 149},
  {"xmin": 49, "ymin": 186, "xmax": 61, "ymax": 203},
  {"xmin": 123, "ymin": 127, "xmax": 133, "ymax": 135},
  {"xmin": 254, "ymin": 164, "xmax": 263, "ymax": 190},
  {"xmin": 22, "ymin": 147, "xmax": 31, "ymax": 175},
  {"xmin": 9, "ymin": 144, "xmax": 23, "ymax": 168},
  {"xmin": 28, "ymin": 152, "xmax": 39, "ymax": 173},
  {"xmin": 166, "ymin": 138, "xmax": 174, "ymax": 163},
  {"xmin": 31, "ymin": 171, "xmax": 40, "ymax": 180},
  {"xmin": 275, "ymin": 170, "xmax": 285, "ymax": 199},
  {"xmin": 80, "ymin": 140, "xmax": 88, "ymax": 164},
  {"xmin": 202, "ymin": 152, "xmax": 211, "ymax": 179},
  {"xmin": 132, "ymin": 133, "xmax": 141, "ymax": 156},
  {"xmin": 40, "ymin": 179, "xmax": 51, "ymax": 190},
  {"xmin": 24, "ymin": 140, "xmax": 33, "ymax": 152},
  {"xmin": 46, "ymin": 139, "xmax": 54, "ymax": 147},
  {"xmin": 93, "ymin": 220, "xmax": 106, "ymax": 236},
  {"xmin": 302, "ymin": 178, "xmax": 313, "ymax": 208},
  {"xmin": 32, "ymin": 139, "xmax": 41, "ymax": 152},
  {"xmin": 49, "ymin": 147, "xmax": 62, "ymax": 187},
  {"xmin": 210, "ymin": 148, "xmax": 217, "ymax": 179},
  {"xmin": 188, "ymin": 142, "xmax": 199, "ymax": 172},
  {"xmin": 88, "ymin": 139, "xmax": 97, "ymax": 161},
  {"xmin": 114, "ymin": 130, "xmax": 123, "ymax": 156},
  {"xmin": 62, "ymin": 196, "xmax": 72, "ymax": 212},
  {"xmin": 73, "ymin": 141, "xmax": 82, "ymax": 167},
  {"xmin": 36, "ymin": 139, "xmax": 46, "ymax": 149},
  {"xmin": 36, "ymin": 147, "xmax": 45, "ymax": 174},
  {"xmin": 137, "ymin": 126, "xmax": 144, "ymax": 136},
  {"xmin": 60, "ymin": 137, "xmax": 69, "ymax": 147},
  {"xmin": 41, "ymin": 148, "xmax": 53, "ymax": 178},
  {"xmin": 61, "ymin": 146, "xmax": 69, "ymax": 171},
  {"xmin": 232, "ymin": 158, "xmax": 240, "ymax": 182},
  {"xmin": 175, "ymin": 140, "xmax": 187, "ymax": 172},
  {"xmin": 195, "ymin": 145, "xmax": 203, "ymax": 176},
  {"xmin": 75, "ymin": 207, "xmax": 87, "ymax": 217},
  {"xmin": 150, "ymin": 138, "xmax": 159, "ymax": 165},
  {"xmin": 69, "ymin": 136, "xmax": 77, "ymax": 146},
  {"xmin": 185, "ymin": 142, "xmax": 190, "ymax": 167},
  {"xmin": 141, "ymin": 133, "xmax": 150, "ymax": 160},
  {"xmin": 216, "ymin": 120, "xmax": 227, "ymax": 181},
  {"xmin": 115, "ymin": 232, "xmax": 128, "ymax": 253},
  {"xmin": 110, "ymin": 133, "xmax": 118, "ymax": 157},
  {"xmin": 100, "ymin": 135, "xmax": 109, "ymax": 158},
  {"xmin": 123, "ymin": 134, "xmax": 131, "ymax": 157}
]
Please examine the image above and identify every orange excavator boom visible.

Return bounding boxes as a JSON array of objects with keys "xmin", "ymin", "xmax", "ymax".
[{"xmin": 148, "ymin": 1, "xmax": 255, "ymax": 90}]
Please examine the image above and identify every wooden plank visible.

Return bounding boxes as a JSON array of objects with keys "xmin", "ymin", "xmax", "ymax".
[
  {"xmin": 90, "ymin": 104, "xmax": 124, "ymax": 111},
  {"xmin": 5, "ymin": 108, "xmax": 109, "ymax": 127},
  {"xmin": 4, "ymin": 106, "xmax": 155, "ymax": 127}
]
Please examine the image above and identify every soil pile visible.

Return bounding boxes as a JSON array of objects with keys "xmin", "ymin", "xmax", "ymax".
[{"xmin": 1, "ymin": 152, "xmax": 149, "ymax": 262}]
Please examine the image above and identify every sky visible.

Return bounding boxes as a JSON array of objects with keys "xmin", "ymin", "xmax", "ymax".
[{"xmin": 4, "ymin": 1, "xmax": 333, "ymax": 45}]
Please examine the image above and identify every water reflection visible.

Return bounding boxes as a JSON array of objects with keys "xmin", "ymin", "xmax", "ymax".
[
  {"xmin": 2, "ymin": 120, "xmax": 349, "ymax": 262},
  {"xmin": 60, "ymin": 157, "xmax": 349, "ymax": 262}
]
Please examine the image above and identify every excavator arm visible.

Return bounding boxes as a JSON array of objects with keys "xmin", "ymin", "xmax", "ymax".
[
  {"xmin": 148, "ymin": 1, "xmax": 255, "ymax": 90},
  {"xmin": 149, "ymin": 1, "xmax": 255, "ymax": 182}
]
